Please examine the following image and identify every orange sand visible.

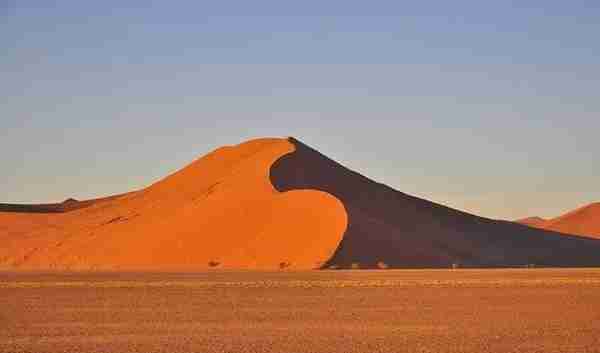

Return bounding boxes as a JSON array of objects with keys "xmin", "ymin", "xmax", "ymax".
[
  {"xmin": 3, "ymin": 137, "xmax": 600, "ymax": 270},
  {"xmin": 517, "ymin": 203, "xmax": 600, "ymax": 239},
  {"xmin": 516, "ymin": 217, "xmax": 548, "ymax": 228},
  {"xmin": 0, "ymin": 138, "xmax": 347, "ymax": 270},
  {"xmin": 542, "ymin": 203, "xmax": 600, "ymax": 239}
]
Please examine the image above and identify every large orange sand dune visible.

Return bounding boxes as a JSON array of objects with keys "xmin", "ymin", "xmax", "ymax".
[
  {"xmin": 2, "ymin": 137, "xmax": 600, "ymax": 270},
  {"xmin": 0, "ymin": 138, "xmax": 346, "ymax": 270}
]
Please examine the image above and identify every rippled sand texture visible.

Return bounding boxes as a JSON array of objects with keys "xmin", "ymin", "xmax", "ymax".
[{"xmin": 3, "ymin": 269, "xmax": 600, "ymax": 353}]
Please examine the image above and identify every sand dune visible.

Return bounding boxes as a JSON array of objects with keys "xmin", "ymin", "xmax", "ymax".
[
  {"xmin": 271, "ymin": 138, "xmax": 600, "ymax": 268},
  {"xmin": 0, "ymin": 138, "xmax": 347, "ymax": 270},
  {"xmin": 0, "ymin": 194, "xmax": 129, "ymax": 213},
  {"xmin": 516, "ymin": 217, "xmax": 547, "ymax": 228},
  {"xmin": 517, "ymin": 204, "xmax": 600, "ymax": 239},
  {"xmin": 2, "ymin": 137, "xmax": 600, "ymax": 270},
  {"xmin": 542, "ymin": 203, "xmax": 600, "ymax": 239}
]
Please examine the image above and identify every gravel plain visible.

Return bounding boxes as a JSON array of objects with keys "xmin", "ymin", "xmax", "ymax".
[{"xmin": 2, "ymin": 269, "xmax": 600, "ymax": 353}]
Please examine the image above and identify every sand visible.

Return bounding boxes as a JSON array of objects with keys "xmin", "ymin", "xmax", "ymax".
[
  {"xmin": 516, "ymin": 216, "xmax": 547, "ymax": 227},
  {"xmin": 271, "ymin": 138, "xmax": 600, "ymax": 267},
  {"xmin": 0, "ymin": 138, "xmax": 347, "ymax": 270},
  {"xmin": 2, "ymin": 269, "xmax": 600, "ymax": 353},
  {"xmin": 3, "ymin": 136, "xmax": 600, "ymax": 270},
  {"xmin": 518, "ymin": 203, "xmax": 600, "ymax": 239},
  {"xmin": 543, "ymin": 203, "xmax": 600, "ymax": 239}
]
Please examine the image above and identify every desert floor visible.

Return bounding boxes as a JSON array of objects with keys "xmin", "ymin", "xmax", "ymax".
[{"xmin": 2, "ymin": 269, "xmax": 600, "ymax": 353}]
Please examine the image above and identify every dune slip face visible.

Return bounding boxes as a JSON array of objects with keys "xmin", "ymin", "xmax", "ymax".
[
  {"xmin": 3, "ymin": 136, "xmax": 600, "ymax": 271},
  {"xmin": 271, "ymin": 138, "xmax": 600, "ymax": 268}
]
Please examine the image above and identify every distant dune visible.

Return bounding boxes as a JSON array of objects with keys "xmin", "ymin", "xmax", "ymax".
[
  {"xmin": 516, "ymin": 217, "xmax": 548, "ymax": 228},
  {"xmin": 519, "ymin": 203, "xmax": 600, "ymax": 239},
  {"xmin": 0, "ymin": 194, "xmax": 130, "ymax": 213},
  {"xmin": 2, "ymin": 137, "xmax": 600, "ymax": 270}
]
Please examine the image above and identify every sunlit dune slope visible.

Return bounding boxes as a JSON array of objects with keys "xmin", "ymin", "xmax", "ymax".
[
  {"xmin": 0, "ymin": 138, "xmax": 347, "ymax": 270},
  {"xmin": 270, "ymin": 138, "xmax": 600, "ymax": 268}
]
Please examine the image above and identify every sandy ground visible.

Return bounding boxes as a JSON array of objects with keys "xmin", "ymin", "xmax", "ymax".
[{"xmin": 2, "ymin": 269, "xmax": 600, "ymax": 353}]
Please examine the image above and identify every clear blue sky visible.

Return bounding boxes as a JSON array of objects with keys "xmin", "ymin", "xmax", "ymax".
[{"xmin": 2, "ymin": 0, "xmax": 599, "ymax": 220}]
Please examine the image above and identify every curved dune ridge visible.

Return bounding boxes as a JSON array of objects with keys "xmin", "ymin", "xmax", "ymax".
[
  {"xmin": 2, "ymin": 136, "xmax": 600, "ymax": 270},
  {"xmin": 519, "ymin": 203, "xmax": 600, "ymax": 239},
  {"xmin": 0, "ymin": 138, "xmax": 348, "ymax": 270},
  {"xmin": 270, "ymin": 138, "xmax": 600, "ymax": 268}
]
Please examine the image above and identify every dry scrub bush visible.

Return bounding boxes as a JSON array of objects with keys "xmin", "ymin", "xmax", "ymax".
[{"xmin": 376, "ymin": 261, "xmax": 389, "ymax": 269}]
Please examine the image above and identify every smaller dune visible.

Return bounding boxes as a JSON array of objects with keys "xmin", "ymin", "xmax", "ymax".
[
  {"xmin": 517, "ymin": 203, "xmax": 600, "ymax": 239},
  {"xmin": 0, "ymin": 194, "xmax": 131, "ymax": 213},
  {"xmin": 516, "ymin": 217, "xmax": 548, "ymax": 228},
  {"xmin": 542, "ymin": 203, "xmax": 600, "ymax": 239}
]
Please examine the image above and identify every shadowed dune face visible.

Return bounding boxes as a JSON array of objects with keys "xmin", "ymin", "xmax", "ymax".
[
  {"xmin": 0, "ymin": 138, "xmax": 347, "ymax": 270},
  {"xmin": 271, "ymin": 138, "xmax": 600, "ymax": 268}
]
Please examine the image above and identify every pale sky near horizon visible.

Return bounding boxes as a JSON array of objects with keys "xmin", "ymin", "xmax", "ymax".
[{"xmin": 2, "ymin": 1, "xmax": 599, "ymax": 220}]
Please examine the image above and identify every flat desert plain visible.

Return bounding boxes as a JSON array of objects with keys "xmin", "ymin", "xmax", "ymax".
[{"xmin": 2, "ymin": 269, "xmax": 600, "ymax": 353}]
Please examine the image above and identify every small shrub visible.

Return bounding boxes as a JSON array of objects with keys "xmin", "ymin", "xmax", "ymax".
[
  {"xmin": 279, "ymin": 262, "xmax": 291, "ymax": 270},
  {"xmin": 376, "ymin": 261, "xmax": 389, "ymax": 269},
  {"xmin": 208, "ymin": 260, "xmax": 220, "ymax": 268}
]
